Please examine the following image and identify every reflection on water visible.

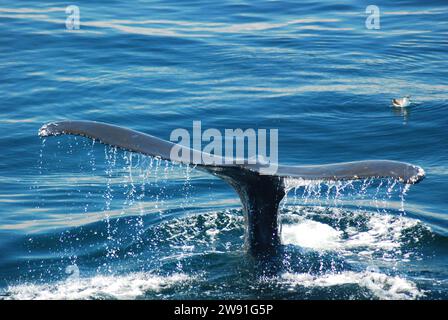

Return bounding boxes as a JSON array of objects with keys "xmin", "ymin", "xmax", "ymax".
[{"xmin": 391, "ymin": 106, "xmax": 411, "ymax": 123}]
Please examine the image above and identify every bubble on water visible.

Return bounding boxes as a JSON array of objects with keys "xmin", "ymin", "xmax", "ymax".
[{"xmin": 65, "ymin": 264, "xmax": 80, "ymax": 282}]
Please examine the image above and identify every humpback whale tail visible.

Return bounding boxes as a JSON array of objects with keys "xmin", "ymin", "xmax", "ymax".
[{"xmin": 39, "ymin": 121, "xmax": 425, "ymax": 256}]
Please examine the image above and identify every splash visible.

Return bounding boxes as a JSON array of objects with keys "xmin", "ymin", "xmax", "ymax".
[
  {"xmin": 102, "ymin": 145, "xmax": 119, "ymax": 269},
  {"xmin": 3, "ymin": 273, "xmax": 192, "ymax": 300},
  {"xmin": 280, "ymin": 270, "xmax": 423, "ymax": 300},
  {"xmin": 31, "ymin": 136, "xmax": 433, "ymax": 299},
  {"xmin": 282, "ymin": 220, "xmax": 342, "ymax": 250}
]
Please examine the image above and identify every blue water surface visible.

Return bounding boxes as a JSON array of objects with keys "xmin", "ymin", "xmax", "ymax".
[{"xmin": 0, "ymin": 0, "xmax": 447, "ymax": 299}]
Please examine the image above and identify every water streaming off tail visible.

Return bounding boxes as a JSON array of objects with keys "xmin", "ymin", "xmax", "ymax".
[
  {"xmin": 15, "ymin": 136, "xmax": 436, "ymax": 299},
  {"xmin": 30, "ymin": 137, "xmax": 207, "ymax": 277},
  {"xmin": 282, "ymin": 176, "xmax": 411, "ymax": 213},
  {"xmin": 278, "ymin": 177, "xmax": 432, "ymax": 278}
]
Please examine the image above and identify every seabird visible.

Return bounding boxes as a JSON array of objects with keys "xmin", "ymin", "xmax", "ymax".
[{"xmin": 392, "ymin": 96, "xmax": 411, "ymax": 107}]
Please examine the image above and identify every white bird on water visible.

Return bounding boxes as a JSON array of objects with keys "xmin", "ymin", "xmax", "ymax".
[{"xmin": 392, "ymin": 96, "xmax": 411, "ymax": 107}]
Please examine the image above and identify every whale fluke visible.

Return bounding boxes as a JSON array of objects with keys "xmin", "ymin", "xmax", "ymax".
[{"xmin": 39, "ymin": 120, "xmax": 425, "ymax": 256}]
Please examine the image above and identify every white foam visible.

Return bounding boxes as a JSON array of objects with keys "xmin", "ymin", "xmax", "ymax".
[
  {"xmin": 344, "ymin": 215, "xmax": 419, "ymax": 251},
  {"xmin": 281, "ymin": 271, "xmax": 423, "ymax": 300},
  {"xmin": 282, "ymin": 220, "xmax": 342, "ymax": 250},
  {"xmin": 4, "ymin": 273, "xmax": 192, "ymax": 300},
  {"xmin": 281, "ymin": 211, "xmax": 421, "ymax": 254}
]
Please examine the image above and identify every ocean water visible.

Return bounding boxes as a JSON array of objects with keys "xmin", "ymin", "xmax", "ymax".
[{"xmin": 0, "ymin": 0, "xmax": 447, "ymax": 300}]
